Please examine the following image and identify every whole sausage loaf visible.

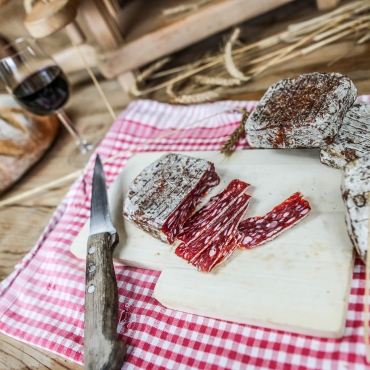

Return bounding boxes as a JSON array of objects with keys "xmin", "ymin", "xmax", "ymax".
[
  {"xmin": 341, "ymin": 153, "xmax": 370, "ymax": 263},
  {"xmin": 321, "ymin": 102, "xmax": 370, "ymax": 169},
  {"xmin": 123, "ymin": 153, "xmax": 220, "ymax": 244},
  {"xmin": 246, "ymin": 72, "xmax": 357, "ymax": 149}
]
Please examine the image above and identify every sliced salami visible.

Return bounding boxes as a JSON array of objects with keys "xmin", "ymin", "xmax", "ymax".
[
  {"xmin": 175, "ymin": 193, "xmax": 251, "ymax": 262},
  {"xmin": 238, "ymin": 192, "xmax": 311, "ymax": 249},
  {"xmin": 123, "ymin": 153, "xmax": 220, "ymax": 244},
  {"xmin": 194, "ymin": 200, "xmax": 249, "ymax": 272},
  {"xmin": 177, "ymin": 179, "xmax": 249, "ymax": 243}
]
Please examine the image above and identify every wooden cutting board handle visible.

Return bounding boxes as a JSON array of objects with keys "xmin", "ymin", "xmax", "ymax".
[{"xmin": 84, "ymin": 232, "xmax": 126, "ymax": 370}]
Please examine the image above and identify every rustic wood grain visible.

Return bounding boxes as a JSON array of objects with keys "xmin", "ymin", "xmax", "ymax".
[
  {"xmin": 0, "ymin": 0, "xmax": 369, "ymax": 368},
  {"xmin": 0, "ymin": 331, "xmax": 82, "ymax": 369},
  {"xmin": 85, "ymin": 232, "xmax": 126, "ymax": 370}
]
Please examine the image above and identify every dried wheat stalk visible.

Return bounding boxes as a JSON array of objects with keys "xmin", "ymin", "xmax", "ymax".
[
  {"xmin": 163, "ymin": 0, "xmax": 213, "ymax": 16},
  {"xmin": 0, "ymin": 107, "xmax": 245, "ymax": 208},
  {"xmin": 0, "ymin": 139, "xmax": 24, "ymax": 156},
  {"xmin": 0, "ymin": 110, "xmax": 28, "ymax": 133},
  {"xmin": 224, "ymin": 28, "xmax": 250, "ymax": 82},
  {"xmin": 357, "ymin": 30, "xmax": 370, "ymax": 44},
  {"xmin": 194, "ymin": 75, "xmax": 241, "ymax": 86},
  {"xmin": 220, "ymin": 109, "xmax": 250, "ymax": 157},
  {"xmin": 130, "ymin": 57, "xmax": 172, "ymax": 97},
  {"xmin": 136, "ymin": 57, "xmax": 171, "ymax": 83},
  {"xmin": 313, "ymin": 16, "xmax": 369, "ymax": 42},
  {"xmin": 169, "ymin": 89, "xmax": 222, "ymax": 104},
  {"xmin": 129, "ymin": 0, "xmax": 369, "ymax": 102}
]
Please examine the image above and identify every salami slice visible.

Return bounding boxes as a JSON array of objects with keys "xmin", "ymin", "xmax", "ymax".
[
  {"xmin": 194, "ymin": 200, "xmax": 249, "ymax": 272},
  {"xmin": 175, "ymin": 193, "xmax": 251, "ymax": 262},
  {"xmin": 123, "ymin": 153, "xmax": 220, "ymax": 244},
  {"xmin": 177, "ymin": 179, "xmax": 249, "ymax": 243},
  {"xmin": 238, "ymin": 192, "xmax": 311, "ymax": 249}
]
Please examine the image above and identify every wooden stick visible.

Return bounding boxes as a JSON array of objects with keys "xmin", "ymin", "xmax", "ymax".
[
  {"xmin": 313, "ymin": 17, "xmax": 369, "ymax": 42},
  {"xmin": 134, "ymin": 2, "xmax": 362, "ymax": 96},
  {"xmin": 224, "ymin": 28, "xmax": 250, "ymax": 81},
  {"xmin": 252, "ymin": 12, "xmax": 353, "ymax": 79},
  {"xmin": 0, "ymin": 107, "xmax": 242, "ymax": 208},
  {"xmin": 357, "ymin": 31, "xmax": 370, "ymax": 45},
  {"xmin": 149, "ymin": 32, "xmax": 284, "ymax": 80},
  {"xmin": 66, "ymin": 32, "xmax": 117, "ymax": 120},
  {"xmin": 302, "ymin": 22, "xmax": 370, "ymax": 54},
  {"xmin": 288, "ymin": 0, "xmax": 366, "ymax": 32}
]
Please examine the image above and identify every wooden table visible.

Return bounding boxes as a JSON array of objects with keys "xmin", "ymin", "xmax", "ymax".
[{"xmin": 1, "ymin": 2, "xmax": 370, "ymax": 368}]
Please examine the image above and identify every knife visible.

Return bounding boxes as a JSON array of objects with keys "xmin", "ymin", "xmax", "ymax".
[{"xmin": 84, "ymin": 155, "xmax": 126, "ymax": 370}]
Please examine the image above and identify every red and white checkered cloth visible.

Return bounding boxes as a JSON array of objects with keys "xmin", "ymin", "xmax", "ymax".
[{"xmin": 1, "ymin": 98, "xmax": 370, "ymax": 369}]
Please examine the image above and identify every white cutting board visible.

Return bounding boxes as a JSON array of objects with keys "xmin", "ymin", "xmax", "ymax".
[{"xmin": 70, "ymin": 149, "xmax": 354, "ymax": 338}]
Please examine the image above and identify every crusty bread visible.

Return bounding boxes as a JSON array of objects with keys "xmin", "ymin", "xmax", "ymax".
[
  {"xmin": 246, "ymin": 72, "xmax": 357, "ymax": 149},
  {"xmin": 0, "ymin": 99, "xmax": 59, "ymax": 195}
]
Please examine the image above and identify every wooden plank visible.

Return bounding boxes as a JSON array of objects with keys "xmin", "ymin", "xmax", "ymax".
[
  {"xmin": 53, "ymin": 44, "xmax": 96, "ymax": 74},
  {"xmin": 98, "ymin": 0, "xmax": 296, "ymax": 78},
  {"xmin": 79, "ymin": 0, "xmax": 123, "ymax": 50},
  {"xmin": 0, "ymin": 332, "xmax": 82, "ymax": 370}
]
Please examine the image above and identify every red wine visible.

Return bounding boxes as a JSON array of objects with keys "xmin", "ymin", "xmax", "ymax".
[{"xmin": 12, "ymin": 66, "xmax": 69, "ymax": 116}]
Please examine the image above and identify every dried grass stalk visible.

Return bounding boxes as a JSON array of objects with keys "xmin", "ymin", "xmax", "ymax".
[
  {"xmin": 0, "ymin": 110, "xmax": 28, "ymax": 133},
  {"xmin": 224, "ymin": 28, "xmax": 251, "ymax": 82},
  {"xmin": 130, "ymin": 57, "xmax": 171, "ymax": 96},
  {"xmin": 220, "ymin": 109, "xmax": 250, "ymax": 157},
  {"xmin": 130, "ymin": 0, "xmax": 369, "ymax": 99},
  {"xmin": 288, "ymin": 0, "xmax": 367, "ymax": 33},
  {"xmin": 169, "ymin": 89, "xmax": 221, "ymax": 104},
  {"xmin": 194, "ymin": 75, "xmax": 241, "ymax": 86},
  {"xmin": 136, "ymin": 57, "xmax": 171, "ymax": 83},
  {"xmin": 357, "ymin": 31, "xmax": 370, "ymax": 44},
  {"xmin": 301, "ymin": 21, "xmax": 370, "ymax": 55},
  {"xmin": 314, "ymin": 17, "xmax": 369, "ymax": 42},
  {"xmin": 0, "ymin": 107, "xmax": 243, "ymax": 208},
  {"xmin": 0, "ymin": 139, "xmax": 24, "ymax": 156},
  {"xmin": 163, "ymin": 0, "xmax": 213, "ymax": 16}
]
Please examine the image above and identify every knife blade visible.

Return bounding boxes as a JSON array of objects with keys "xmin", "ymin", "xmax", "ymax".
[{"xmin": 84, "ymin": 155, "xmax": 126, "ymax": 370}]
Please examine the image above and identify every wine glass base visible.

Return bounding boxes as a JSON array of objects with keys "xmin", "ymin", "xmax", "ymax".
[{"xmin": 68, "ymin": 138, "xmax": 100, "ymax": 168}]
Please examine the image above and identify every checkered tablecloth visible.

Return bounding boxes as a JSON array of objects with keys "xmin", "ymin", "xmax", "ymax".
[{"xmin": 1, "ymin": 98, "xmax": 370, "ymax": 369}]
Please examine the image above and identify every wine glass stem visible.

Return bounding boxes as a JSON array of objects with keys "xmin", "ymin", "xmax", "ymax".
[{"xmin": 57, "ymin": 111, "xmax": 91, "ymax": 154}]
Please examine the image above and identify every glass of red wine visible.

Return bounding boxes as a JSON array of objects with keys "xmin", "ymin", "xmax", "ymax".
[{"xmin": 0, "ymin": 38, "xmax": 97, "ymax": 167}]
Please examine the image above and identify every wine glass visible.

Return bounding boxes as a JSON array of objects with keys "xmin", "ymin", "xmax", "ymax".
[{"xmin": 0, "ymin": 37, "xmax": 97, "ymax": 167}]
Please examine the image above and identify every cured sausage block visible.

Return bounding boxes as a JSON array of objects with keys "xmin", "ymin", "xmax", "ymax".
[
  {"xmin": 238, "ymin": 192, "xmax": 311, "ymax": 249},
  {"xmin": 123, "ymin": 153, "xmax": 220, "ymax": 244},
  {"xmin": 177, "ymin": 179, "xmax": 249, "ymax": 243},
  {"xmin": 341, "ymin": 153, "xmax": 370, "ymax": 262},
  {"xmin": 246, "ymin": 72, "xmax": 357, "ymax": 149},
  {"xmin": 320, "ymin": 102, "xmax": 370, "ymax": 169}
]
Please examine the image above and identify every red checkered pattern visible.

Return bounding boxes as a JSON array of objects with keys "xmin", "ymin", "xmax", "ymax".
[{"xmin": 0, "ymin": 98, "xmax": 370, "ymax": 369}]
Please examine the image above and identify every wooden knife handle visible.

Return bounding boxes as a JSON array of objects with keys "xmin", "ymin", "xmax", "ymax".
[{"xmin": 84, "ymin": 232, "xmax": 126, "ymax": 370}]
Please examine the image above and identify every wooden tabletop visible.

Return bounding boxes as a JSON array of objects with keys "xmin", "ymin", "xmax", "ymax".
[{"xmin": 1, "ymin": 2, "xmax": 370, "ymax": 368}]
